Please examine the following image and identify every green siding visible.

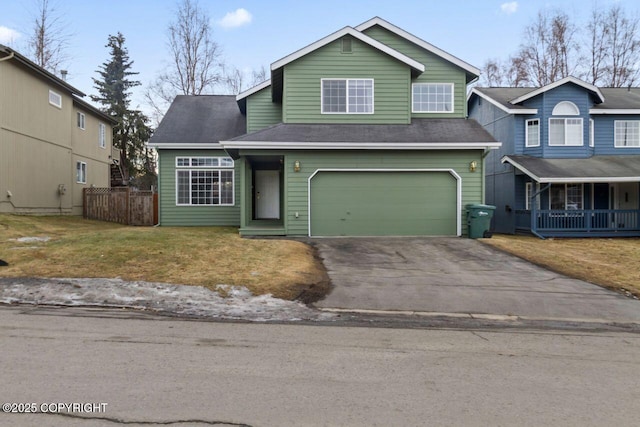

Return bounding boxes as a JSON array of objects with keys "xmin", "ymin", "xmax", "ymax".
[
  {"xmin": 311, "ymin": 171, "xmax": 456, "ymax": 236},
  {"xmin": 246, "ymin": 87, "xmax": 282, "ymax": 132},
  {"xmin": 158, "ymin": 149, "xmax": 241, "ymax": 226},
  {"xmin": 283, "ymin": 37, "xmax": 411, "ymax": 124},
  {"xmin": 363, "ymin": 26, "xmax": 469, "ymax": 118},
  {"xmin": 239, "ymin": 150, "xmax": 484, "ymax": 236}
]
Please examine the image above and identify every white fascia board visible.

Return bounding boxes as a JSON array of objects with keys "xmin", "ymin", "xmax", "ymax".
[
  {"xmin": 468, "ymin": 88, "xmax": 538, "ymax": 115},
  {"xmin": 236, "ymin": 80, "xmax": 272, "ymax": 101},
  {"xmin": 589, "ymin": 109, "xmax": 640, "ymax": 115},
  {"xmin": 270, "ymin": 26, "xmax": 425, "ymax": 73},
  {"xmin": 510, "ymin": 76, "xmax": 605, "ymax": 104},
  {"xmin": 220, "ymin": 141, "xmax": 501, "ymax": 150},
  {"xmin": 355, "ymin": 17, "xmax": 480, "ymax": 77},
  {"xmin": 146, "ymin": 143, "xmax": 223, "ymax": 149}
]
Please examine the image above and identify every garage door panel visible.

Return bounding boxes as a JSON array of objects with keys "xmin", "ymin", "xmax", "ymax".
[{"xmin": 310, "ymin": 171, "xmax": 457, "ymax": 236}]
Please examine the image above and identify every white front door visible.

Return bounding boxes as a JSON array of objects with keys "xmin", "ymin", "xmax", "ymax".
[{"xmin": 255, "ymin": 170, "xmax": 280, "ymax": 219}]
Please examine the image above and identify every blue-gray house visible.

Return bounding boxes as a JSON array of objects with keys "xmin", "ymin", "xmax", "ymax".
[{"xmin": 468, "ymin": 76, "xmax": 640, "ymax": 238}]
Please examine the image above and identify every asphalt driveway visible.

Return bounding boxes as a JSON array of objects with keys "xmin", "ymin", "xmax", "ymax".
[{"xmin": 312, "ymin": 237, "xmax": 640, "ymax": 323}]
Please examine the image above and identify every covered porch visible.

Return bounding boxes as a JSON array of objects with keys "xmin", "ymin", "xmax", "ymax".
[{"xmin": 504, "ymin": 155, "xmax": 640, "ymax": 238}]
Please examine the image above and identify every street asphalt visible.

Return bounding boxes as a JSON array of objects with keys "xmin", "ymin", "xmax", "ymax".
[{"xmin": 312, "ymin": 237, "xmax": 640, "ymax": 324}]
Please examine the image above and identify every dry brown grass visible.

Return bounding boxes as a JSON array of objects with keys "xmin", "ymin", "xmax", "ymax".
[
  {"xmin": 481, "ymin": 234, "xmax": 640, "ymax": 297},
  {"xmin": 0, "ymin": 214, "xmax": 328, "ymax": 301}
]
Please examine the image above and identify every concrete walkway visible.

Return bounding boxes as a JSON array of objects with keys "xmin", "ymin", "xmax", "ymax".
[{"xmin": 312, "ymin": 237, "xmax": 640, "ymax": 323}]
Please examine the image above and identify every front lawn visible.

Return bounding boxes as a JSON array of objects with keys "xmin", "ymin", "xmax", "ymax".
[
  {"xmin": 481, "ymin": 234, "xmax": 640, "ymax": 298},
  {"xmin": 0, "ymin": 215, "xmax": 328, "ymax": 301}
]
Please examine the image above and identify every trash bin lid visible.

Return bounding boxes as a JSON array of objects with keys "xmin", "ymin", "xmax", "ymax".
[{"xmin": 465, "ymin": 203, "xmax": 496, "ymax": 210}]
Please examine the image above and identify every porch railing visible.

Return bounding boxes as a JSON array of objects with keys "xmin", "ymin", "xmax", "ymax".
[{"xmin": 516, "ymin": 209, "xmax": 639, "ymax": 235}]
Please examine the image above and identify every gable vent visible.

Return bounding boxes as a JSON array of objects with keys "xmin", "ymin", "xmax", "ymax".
[{"xmin": 341, "ymin": 37, "xmax": 352, "ymax": 53}]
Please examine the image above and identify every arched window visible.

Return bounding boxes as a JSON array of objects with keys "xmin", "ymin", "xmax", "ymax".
[
  {"xmin": 549, "ymin": 101, "xmax": 583, "ymax": 146},
  {"xmin": 552, "ymin": 101, "xmax": 580, "ymax": 116}
]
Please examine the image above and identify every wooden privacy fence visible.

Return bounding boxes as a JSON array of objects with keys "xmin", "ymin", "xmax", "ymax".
[{"xmin": 83, "ymin": 187, "xmax": 158, "ymax": 226}]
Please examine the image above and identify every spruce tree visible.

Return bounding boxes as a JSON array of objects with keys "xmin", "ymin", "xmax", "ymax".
[{"xmin": 92, "ymin": 33, "xmax": 154, "ymax": 184}]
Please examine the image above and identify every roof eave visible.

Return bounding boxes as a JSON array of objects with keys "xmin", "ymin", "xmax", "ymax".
[
  {"xmin": 220, "ymin": 141, "xmax": 501, "ymax": 150},
  {"xmin": 469, "ymin": 89, "xmax": 538, "ymax": 115},
  {"xmin": 509, "ymin": 76, "xmax": 605, "ymax": 105},
  {"xmin": 589, "ymin": 109, "xmax": 640, "ymax": 114},
  {"xmin": 355, "ymin": 17, "xmax": 480, "ymax": 78},
  {"xmin": 270, "ymin": 26, "xmax": 425, "ymax": 73}
]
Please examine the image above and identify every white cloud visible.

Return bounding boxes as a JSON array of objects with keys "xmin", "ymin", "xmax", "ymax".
[
  {"xmin": 0, "ymin": 26, "xmax": 21, "ymax": 45},
  {"xmin": 500, "ymin": 2, "xmax": 518, "ymax": 15},
  {"xmin": 218, "ymin": 8, "xmax": 252, "ymax": 29}
]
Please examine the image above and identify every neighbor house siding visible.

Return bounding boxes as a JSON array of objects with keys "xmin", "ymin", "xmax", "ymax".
[
  {"xmin": 158, "ymin": 149, "xmax": 241, "ymax": 226},
  {"xmin": 362, "ymin": 25, "xmax": 468, "ymax": 118},
  {"xmin": 260, "ymin": 150, "xmax": 484, "ymax": 236},
  {"xmin": 282, "ymin": 37, "xmax": 411, "ymax": 124},
  {"xmin": 246, "ymin": 86, "xmax": 282, "ymax": 133}
]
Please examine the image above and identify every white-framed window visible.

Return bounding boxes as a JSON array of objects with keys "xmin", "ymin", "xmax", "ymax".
[
  {"xmin": 76, "ymin": 161, "xmax": 87, "ymax": 184},
  {"xmin": 321, "ymin": 79, "xmax": 373, "ymax": 114},
  {"xmin": 589, "ymin": 119, "xmax": 594, "ymax": 147},
  {"xmin": 412, "ymin": 83, "xmax": 454, "ymax": 113},
  {"xmin": 77, "ymin": 112, "xmax": 85, "ymax": 130},
  {"xmin": 525, "ymin": 119, "xmax": 540, "ymax": 147},
  {"xmin": 614, "ymin": 120, "xmax": 640, "ymax": 147},
  {"xmin": 98, "ymin": 123, "xmax": 106, "ymax": 148},
  {"xmin": 175, "ymin": 157, "xmax": 234, "ymax": 206},
  {"xmin": 549, "ymin": 118, "xmax": 583, "ymax": 146},
  {"xmin": 525, "ymin": 182, "xmax": 541, "ymax": 210},
  {"xmin": 550, "ymin": 183, "xmax": 583, "ymax": 210},
  {"xmin": 49, "ymin": 90, "xmax": 62, "ymax": 108}
]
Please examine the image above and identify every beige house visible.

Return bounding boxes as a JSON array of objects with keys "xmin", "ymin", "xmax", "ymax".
[{"xmin": 0, "ymin": 44, "xmax": 116, "ymax": 215}]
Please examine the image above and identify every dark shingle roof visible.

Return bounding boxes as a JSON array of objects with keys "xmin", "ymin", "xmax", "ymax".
[
  {"xmin": 149, "ymin": 95, "xmax": 246, "ymax": 145},
  {"xmin": 504, "ymin": 155, "xmax": 640, "ymax": 181},
  {"xmin": 229, "ymin": 119, "xmax": 496, "ymax": 143},
  {"xmin": 474, "ymin": 86, "xmax": 640, "ymax": 110}
]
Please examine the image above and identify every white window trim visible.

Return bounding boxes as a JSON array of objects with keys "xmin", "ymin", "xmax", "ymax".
[
  {"xmin": 549, "ymin": 183, "xmax": 584, "ymax": 210},
  {"xmin": 614, "ymin": 120, "xmax": 640, "ymax": 148},
  {"xmin": 76, "ymin": 161, "xmax": 87, "ymax": 184},
  {"xmin": 411, "ymin": 82, "xmax": 455, "ymax": 113},
  {"xmin": 320, "ymin": 78, "xmax": 374, "ymax": 114},
  {"xmin": 525, "ymin": 182, "xmax": 541, "ymax": 210},
  {"xmin": 552, "ymin": 101, "xmax": 580, "ymax": 116},
  {"xmin": 49, "ymin": 90, "xmax": 62, "ymax": 108},
  {"xmin": 175, "ymin": 156, "xmax": 235, "ymax": 206},
  {"xmin": 548, "ymin": 117, "xmax": 584, "ymax": 146},
  {"xmin": 99, "ymin": 123, "xmax": 106, "ymax": 149},
  {"xmin": 525, "ymin": 119, "xmax": 540, "ymax": 147},
  {"xmin": 77, "ymin": 112, "xmax": 85, "ymax": 130},
  {"xmin": 589, "ymin": 119, "xmax": 594, "ymax": 147}
]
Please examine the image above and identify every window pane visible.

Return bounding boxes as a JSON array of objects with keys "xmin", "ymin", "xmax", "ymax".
[
  {"xmin": 322, "ymin": 80, "xmax": 346, "ymax": 113},
  {"xmin": 347, "ymin": 79, "xmax": 373, "ymax": 113},
  {"xmin": 615, "ymin": 121, "xmax": 640, "ymax": 147},
  {"xmin": 550, "ymin": 185, "xmax": 565, "ymax": 210},
  {"xmin": 526, "ymin": 120, "xmax": 539, "ymax": 147},
  {"xmin": 220, "ymin": 170, "xmax": 234, "ymax": 204},
  {"xmin": 191, "ymin": 170, "xmax": 214, "ymax": 205},
  {"xmin": 412, "ymin": 83, "xmax": 453, "ymax": 112},
  {"xmin": 566, "ymin": 119, "xmax": 582, "ymax": 145},
  {"xmin": 177, "ymin": 171, "xmax": 190, "ymax": 204},
  {"xmin": 566, "ymin": 184, "xmax": 582, "ymax": 210},
  {"xmin": 177, "ymin": 158, "xmax": 189, "ymax": 167},
  {"xmin": 549, "ymin": 119, "xmax": 565, "ymax": 145}
]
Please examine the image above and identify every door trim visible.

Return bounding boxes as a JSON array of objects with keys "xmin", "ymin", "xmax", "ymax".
[{"xmin": 307, "ymin": 168, "xmax": 462, "ymax": 237}]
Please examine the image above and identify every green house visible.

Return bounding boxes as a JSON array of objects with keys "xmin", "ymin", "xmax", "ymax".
[{"xmin": 148, "ymin": 17, "xmax": 500, "ymax": 237}]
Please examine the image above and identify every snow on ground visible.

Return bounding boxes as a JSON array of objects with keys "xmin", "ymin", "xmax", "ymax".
[{"xmin": 0, "ymin": 277, "xmax": 335, "ymax": 322}]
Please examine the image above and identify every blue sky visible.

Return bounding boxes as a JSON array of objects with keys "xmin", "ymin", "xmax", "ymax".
[{"xmin": 2, "ymin": 0, "xmax": 638, "ymax": 115}]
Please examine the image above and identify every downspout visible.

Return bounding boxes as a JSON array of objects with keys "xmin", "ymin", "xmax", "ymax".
[{"xmin": 530, "ymin": 183, "xmax": 550, "ymax": 239}]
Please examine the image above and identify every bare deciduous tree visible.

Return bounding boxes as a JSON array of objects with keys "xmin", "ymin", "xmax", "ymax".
[
  {"xmin": 145, "ymin": 0, "xmax": 222, "ymax": 123},
  {"xmin": 604, "ymin": 5, "xmax": 640, "ymax": 87},
  {"xmin": 514, "ymin": 10, "xmax": 578, "ymax": 86},
  {"xmin": 221, "ymin": 64, "xmax": 269, "ymax": 95},
  {"xmin": 29, "ymin": 0, "xmax": 69, "ymax": 73}
]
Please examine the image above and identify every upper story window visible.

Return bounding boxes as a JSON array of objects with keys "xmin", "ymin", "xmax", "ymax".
[
  {"xmin": 549, "ymin": 101, "xmax": 582, "ymax": 146},
  {"xmin": 77, "ymin": 112, "xmax": 85, "ymax": 130},
  {"xmin": 614, "ymin": 121, "xmax": 640, "ymax": 147},
  {"xmin": 412, "ymin": 83, "xmax": 453, "ymax": 113},
  {"xmin": 49, "ymin": 90, "xmax": 62, "ymax": 108},
  {"xmin": 175, "ymin": 157, "xmax": 235, "ymax": 206},
  {"xmin": 98, "ymin": 123, "xmax": 106, "ymax": 148},
  {"xmin": 525, "ymin": 119, "xmax": 540, "ymax": 147},
  {"xmin": 321, "ymin": 79, "xmax": 373, "ymax": 114}
]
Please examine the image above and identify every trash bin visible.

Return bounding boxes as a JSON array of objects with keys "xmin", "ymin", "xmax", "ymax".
[{"xmin": 466, "ymin": 204, "xmax": 496, "ymax": 239}]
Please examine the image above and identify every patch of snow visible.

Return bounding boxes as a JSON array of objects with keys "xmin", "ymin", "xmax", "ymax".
[
  {"xmin": 0, "ymin": 278, "xmax": 335, "ymax": 322},
  {"xmin": 11, "ymin": 236, "xmax": 51, "ymax": 243}
]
